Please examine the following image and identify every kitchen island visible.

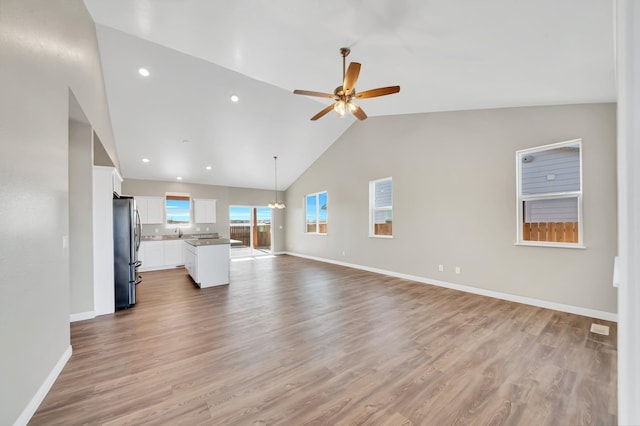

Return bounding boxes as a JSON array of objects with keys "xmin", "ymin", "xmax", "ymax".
[{"xmin": 183, "ymin": 238, "xmax": 230, "ymax": 288}]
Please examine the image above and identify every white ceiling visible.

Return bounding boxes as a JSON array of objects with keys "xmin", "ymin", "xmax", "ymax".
[{"xmin": 84, "ymin": 0, "xmax": 615, "ymax": 190}]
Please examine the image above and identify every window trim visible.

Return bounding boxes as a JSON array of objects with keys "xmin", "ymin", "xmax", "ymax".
[
  {"xmin": 165, "ymin": 192, "xmax": 192, "ymax": 228},
  {"xmin": 369, "ymin": 177, "xmax": 393, "ymax": 238},
  {"xmin": 304, "ymin": 191, "xmax": 328, "ymax": 235},
  {"xmin": 515, "ymin": 139, "xmax": 584, "ymax": 248}
]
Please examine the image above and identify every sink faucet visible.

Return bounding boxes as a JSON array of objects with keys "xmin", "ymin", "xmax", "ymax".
[{"xmin": 175, "ymin": 227, "xmax": 183, "ymax": 238}]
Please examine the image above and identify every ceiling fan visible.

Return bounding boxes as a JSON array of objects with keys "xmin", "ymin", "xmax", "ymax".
[{"xmin": 293, "ymin": 47, "xmax": 400, "ymax": 121}]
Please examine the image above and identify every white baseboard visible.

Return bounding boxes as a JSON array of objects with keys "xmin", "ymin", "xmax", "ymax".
[
  {"xmin": 13, "ymin": 345, "xmax": 72, "ymax": 426},
  {"xmin": 69, "ymin": 311, "xmax": 95, "ymax": 323},
  {"xmin": 139, "ymin": 265, "xmax": 185, "ymax": 273},
  {"xmin": 284, "ymin": 252, "xmax": 618, "ymax": 322}
]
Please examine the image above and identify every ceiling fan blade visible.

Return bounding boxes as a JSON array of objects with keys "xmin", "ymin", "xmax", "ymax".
[
  {"xmin": 354, "ymin": 85, "xmax": 400, "ymax": 99},
  {"xmin": 343, "ymin": 62, "xmax": 361, "ymax": 95},
  {"xmin": 310, "ymin": 104, "xmax": 335, "ymax": 121},
  {"xmin": 293, "ymin": 89, "xmax": 336, "ymax": 99},
  {"xmin": 350, "ymin": 103, "xmax": 367, "ymax": 120}
]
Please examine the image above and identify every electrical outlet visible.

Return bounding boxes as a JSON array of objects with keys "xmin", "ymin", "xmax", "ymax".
[
  {"xmin": 455, "ymin": 266, "xmax": 461, "ymax": 274},
  {"xmin": 62, "ymin": 235, "xmax": 68, "ymax": 249},
  {"xmin": 155, "ymin": 228, "xmax": 159, "ymax": 233},
  {"xmin": 438, "ymin": 264, "xmax": 444, "ymax": 272},
  {"xmin": 205, "ymin": 227, "xmax": 209, "ymax": 231},
  {"xmin": 342, "ymin": 251, "xmax": 346, "ymax": 257},
  {"xmin": 196, "ymin": 227, "xmax": 201, "ymax": 232}
]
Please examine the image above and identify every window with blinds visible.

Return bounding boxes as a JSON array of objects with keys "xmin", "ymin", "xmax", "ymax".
[
  {"xmin": 369, "ymin": 177, "xmax": 393, "ymax": 237},
  {"xmin": 516, "ymin": 139, "xmax": 583, "ymax": 247},
  {"xmin": 165, "ymin": 193, "xmax": 191, "ymax": 225}
]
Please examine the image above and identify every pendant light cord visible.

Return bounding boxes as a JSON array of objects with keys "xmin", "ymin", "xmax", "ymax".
[
  {"xmin": 273, "ymin": 155, "xmax": 279, "ymax": 206},
  {"xmin": 270, "ymin": 156, "xmax": 285, "ymax": 208},
  {"xmin": 274, "ymin": 156, "xmax": 278, "ymax": 204}
]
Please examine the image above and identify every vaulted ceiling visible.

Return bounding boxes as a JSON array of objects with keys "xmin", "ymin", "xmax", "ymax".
[{"xmin": 83, "ymin": 0, "xmax": 615, "ymax": 190}]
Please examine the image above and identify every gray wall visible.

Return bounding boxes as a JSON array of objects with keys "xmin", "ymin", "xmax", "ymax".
[
  {"xmin": 285, "ymin": 103, "xmax": 617, "ymax": 314},
  {"xmin": 69, "ymin": 120, "xmax": 95, "ymax": 315},
  {"xmin": 93, "ymin": 133, "xmax": 115, "ymax": 167},
  {"xmin": 122, "ymin": 179, "xmax": 286, "ymax": 252},
  {"xmin": 0, "ymin": 1, "xmax": 118, "ymax": 423}
]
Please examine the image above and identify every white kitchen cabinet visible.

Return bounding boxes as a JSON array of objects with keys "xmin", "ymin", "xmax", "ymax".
[
  {"xmin": 137, "ymin": 240, "xmax": 145, "ymax": 263},
  {"xmin": 183, "ymin": 243, "xmax": 196, "ymax": 280},
  {"xmin": 139, "ymin": 241, "xmax": 163, "ymax": 270},
  {"xmin": 136, "ymin": 196, "xmax": 164, "ymax": 224},
  {"xmin": 112, "ymin": 169, "xmax": 123, "ymax": 196},
  {"xmin": 138, "ymin": 239, "xmax": 185, "ymax": 271},
  {"xmin": 193, "ymin": 198, "xmax": 216, "ymax": 223},
  {"xmin": 163, "ymin": 240, "xmax": 184, "ymax": 266},
  {"xmin": 183, "ymin": 240, "xmax": 229, "ymax": 288},
  {"xmin": 146, "ymin": 198, "xmax": 164, "ymax": 223}
]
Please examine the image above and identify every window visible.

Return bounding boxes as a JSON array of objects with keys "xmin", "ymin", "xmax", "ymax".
[
  {"xmin": 305, "ymin": 191, "xmax": 327, "ymax": 234},
  {"xmin": 165, "ymin": 193, "xmax": 191, "ymax": 225},
  {"xmin": 516, "ymin": 139, "xmax": 583, "ymax": 247},
  {"xmin": 370, "ymin": 177, "xmax": 393, "ymax": 237}
]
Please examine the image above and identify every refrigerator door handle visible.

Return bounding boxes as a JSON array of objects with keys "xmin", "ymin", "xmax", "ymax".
[
  {"xmin": 134, "ymin": 209, "xmax": 141, "ymax": 252},
  {"xmin": 133, "ymin": 260, "xmax": 142, "ymax": 268},
  {"xmin": 134, "ymin": 276, "xmax": 143, "ymax": 285}
]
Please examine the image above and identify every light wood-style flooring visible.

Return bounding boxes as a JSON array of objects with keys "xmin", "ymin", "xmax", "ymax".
[{"xmin": 31, "ymin": 255, "xmax": 617, "ymax": 425}]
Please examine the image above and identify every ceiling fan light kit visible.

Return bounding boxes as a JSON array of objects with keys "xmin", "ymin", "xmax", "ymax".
[{"xmin": 293, "ymin": 47, "xmax": 400, "ymax": 121}]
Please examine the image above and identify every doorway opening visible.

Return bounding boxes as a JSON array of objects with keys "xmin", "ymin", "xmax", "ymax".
[{"xmin": 229, "ymin": 206, "xmax": 272, "ymax": 258}]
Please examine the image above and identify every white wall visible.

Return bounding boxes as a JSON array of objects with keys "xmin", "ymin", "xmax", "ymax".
[
  {"xmin": 0, "ymin": 1, "xmax": 118, "ymax": 423},
  {"xmin": 69, "ymin": 119, "xmax": 95, "ymax": 316},
  {"xmin": 285, "ymin": 103, "xmax": 617, "ymax": 315},
  {"xmin": 122, "ymin": 179, "xmax": 287, "ymax": 252},
  {"xmin": 616, "ymin": 1, "xmax": 640, "ymax": 423}
]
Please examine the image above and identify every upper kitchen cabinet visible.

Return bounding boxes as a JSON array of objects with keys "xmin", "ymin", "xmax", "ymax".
[
  {"xmin": 112, "ymin": 169, "xmax": 123, "ymax": 197},
  {"xmin": 136, "ymin": 196, "xmax": 164, "ymax": 224},
  {"xmin": 194, "ymin": 199, "xmax": 216, "ymax": 223}
]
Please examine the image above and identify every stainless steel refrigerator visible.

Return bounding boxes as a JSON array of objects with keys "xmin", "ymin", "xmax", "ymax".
[{"xmin": 113, "ymin": 196, "xmax": 142, "ymax": 310}]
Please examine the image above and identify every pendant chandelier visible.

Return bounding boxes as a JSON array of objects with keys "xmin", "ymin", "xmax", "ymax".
[{"xmin": 268, "ymin": 156, "xmax": 286, "ymax": 209}]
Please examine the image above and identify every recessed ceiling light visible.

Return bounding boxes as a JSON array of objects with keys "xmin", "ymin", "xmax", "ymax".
[
  {"xmin": 181, "ymin": 139, "xmax": 190, "ymax": 144},
  {"xmin": 141, "ymin": 158, "xmax": 150, "ymax": 163},
  {"xmin": 138, "ymin": 68, "xmax": 150, "ymax": 77},
  {"xmin": 176, "ymin": 176, "xmax": 183, "ymax": 181},
  {"xmin": 205, "ymin": 166, "xmax": 212, "ymax": 170},
  {"xmin": 230, "ymin": 95, "xmax": 239, "ymax": 102}
]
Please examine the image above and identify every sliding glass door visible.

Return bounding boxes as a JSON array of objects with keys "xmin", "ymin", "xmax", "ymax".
[{"xmin": 229, "ymin": 206, "xmax": 272, "ymax": 258}]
